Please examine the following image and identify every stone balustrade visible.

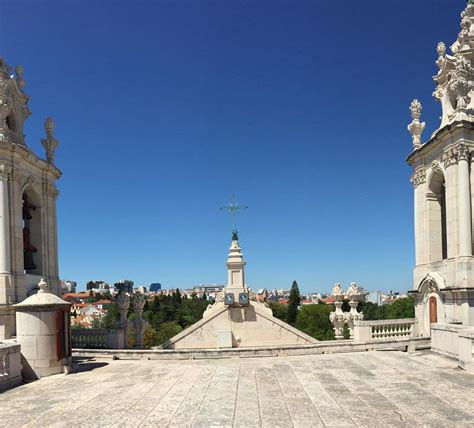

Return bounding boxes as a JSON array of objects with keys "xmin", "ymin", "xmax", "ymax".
[
  {"xmin": 0, "ymin": 340, "xmax": 21, "ymax": 391},
  {"xmin": 354, "ymin": 319, "xmax": 418, "ymax": 343},
  {"xmin": 72, "ymin": 329, "xmax": 125, "ymax": 349}
]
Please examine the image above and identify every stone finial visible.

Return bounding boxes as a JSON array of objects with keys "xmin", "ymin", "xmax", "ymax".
[
  {"xmin": 346, "ymin": 282, "xmax": 360, "ymax": 297},
  {"xmin": 331, "ymin": 283, "xmax": 344, "ymax": 298},
  {"xmin": 41, "ymin": 117, "xmax": 59, "ymax": 164},
  {"xmin": 436, "ymin": 42, "xmax": 446, "ymax": 68},
  {"xmin": 15, "ymin": 65, "xmax": 25, "ymax": 89},
  {"xmin": 38, "ymin": 278, "xmax": 48, "ymax": 294},
  {"xmin": 408, "ymin": 99, "xmax": 426, "ymax": 149}
]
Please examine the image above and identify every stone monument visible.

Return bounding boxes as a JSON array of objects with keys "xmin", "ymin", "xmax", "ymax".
[
  {"xmin": 162, "ymin": 231, "xmax": 317, "ymax": 349},
  {"xmin": 407, "ymin": 1, "xmax": 474, "ymax": 335},
  {"xmin": 0, "ymin": 57, "xmax": 61, "ymax": 340}
]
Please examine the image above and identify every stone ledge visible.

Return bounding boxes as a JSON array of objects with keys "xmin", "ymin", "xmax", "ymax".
[{"xmin": 73, "ymin": 336, "xmax": 431, "ymax": 360}]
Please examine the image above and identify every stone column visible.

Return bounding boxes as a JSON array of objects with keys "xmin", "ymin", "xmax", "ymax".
[
  {"xmin": 444, "ymin": 150, "xmax": 458, "ymax": 258},
  {"xmin": 457, "ymin": 146, "xmax": 472, "ymax": 256},
  {"xmin": 0, "ymin": 164, "xmax": 11, "ymax": 275},
  {"xmin": 411, "ymin": 167, "xmax": 426, "ymax": 265},
  {"xmin": 116, "ymin": 292, "xmax": 130, "ymax": 348}
]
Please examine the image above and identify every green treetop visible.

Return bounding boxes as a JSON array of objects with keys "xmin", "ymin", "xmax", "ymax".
[{"xmin": 287, "ymin": 280, "xmax": 301, "ymax": 325}]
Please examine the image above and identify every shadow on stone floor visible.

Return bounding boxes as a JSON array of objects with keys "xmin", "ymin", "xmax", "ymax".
[{"xmin": 71, "ymin": 356, "xmax": 108, "ymax": 374}]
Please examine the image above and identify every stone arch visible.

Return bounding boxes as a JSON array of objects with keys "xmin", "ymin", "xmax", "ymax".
[
  {"xmin": 427, "ymin": 168, "xmax": 447, "ymax": 260},
  {"xmin": 417, "ymin": 273, "xmax": 446, "ymax": 336},
  {"xmin": 21, "ymin": 184, "xmax": 43, "ymax": 276}
]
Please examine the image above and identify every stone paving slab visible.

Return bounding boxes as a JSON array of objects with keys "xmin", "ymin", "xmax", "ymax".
[{"xmin": 0, "ymin": 351, "xmax": 473, "ymax": 427}]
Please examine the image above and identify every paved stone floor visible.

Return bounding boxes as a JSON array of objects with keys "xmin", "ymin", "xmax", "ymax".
[{"xmin": 0, "ymin": 350, "xmax": 473, "ymax": 427}]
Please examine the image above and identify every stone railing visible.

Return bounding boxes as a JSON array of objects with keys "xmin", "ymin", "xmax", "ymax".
[
  {"xmin": 0, "ymin": 340, "xmax": 22, "ymax": 392},
  {"xmin": 354, "ymin": 319, "xmax": 418, "ymax": 343},
  {"xmin": 72, "ymin": 329, "xmax": 125, "ymax": 349}
]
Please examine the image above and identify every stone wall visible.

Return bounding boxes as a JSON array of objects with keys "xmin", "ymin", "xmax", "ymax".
[{"xmin": 0, "ymin": 340, "xmax": 21, "ymax": 391}]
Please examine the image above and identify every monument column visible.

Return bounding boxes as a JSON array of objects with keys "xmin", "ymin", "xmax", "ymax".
[
  {"xmin": 0, "ymin": 164, "xmax": 11, "ymax": 274},
  {"xmin": 457, "ymin": 146, "xmax": 472, "ymax": 256}
]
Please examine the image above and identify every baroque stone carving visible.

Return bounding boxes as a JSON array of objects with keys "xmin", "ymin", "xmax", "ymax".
[
  {"xmin": 443, "ymin": 148, "xmax": 458, "ymax": 168},
  {"xmin": 41, "ymin": 117, "xmax": 59, "ymax": 164},
  {"xmin": 0, "ymin": 164, "xmax": 12, "ymax": 180},
  {"xmin": 410, "ymin": 167, "xmax": 426, "ymax": 188},
  {"xmin": 407, "ymin": 99, "xmax": 426, "ymax": 149}
]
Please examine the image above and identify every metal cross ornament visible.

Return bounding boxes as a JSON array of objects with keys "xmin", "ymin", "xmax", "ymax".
[{"xmin": 220, "ymin": 194, "xmax": 248, "ymax": 229}]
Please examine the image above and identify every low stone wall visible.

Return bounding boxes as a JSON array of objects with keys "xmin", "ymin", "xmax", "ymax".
[
  {"xmin": 72, "ymin": 329, "xmax": 125, "ymax": 349},
  {"xmin": 431, "ymin": 323, "xmax": 474, "ymax": 372},
  {"xmin": 353, "ymin": 319, "xmax": 418, "ymax": 344},
  {"xmin": 73, "ymin": 336, "xmax": 430, "ymax": 360},
  {"xmin": 0, "ymin": 340, "xmax": 22, "ymax": 392}
]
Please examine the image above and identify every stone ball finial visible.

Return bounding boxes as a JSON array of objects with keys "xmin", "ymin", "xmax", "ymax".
[{"xmin": 38, "ymin": 278, "xmax": 48, "ymax": 294}]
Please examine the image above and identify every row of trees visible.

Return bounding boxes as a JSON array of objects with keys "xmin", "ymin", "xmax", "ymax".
[{"xmin": 85, "ymin": 291, "xmax": 212, "ymax": 347}]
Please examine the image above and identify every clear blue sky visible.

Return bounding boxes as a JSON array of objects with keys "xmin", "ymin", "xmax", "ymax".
[{"xmin": 0, "ymin": 0, "xmax": 461, "ymax": 293}]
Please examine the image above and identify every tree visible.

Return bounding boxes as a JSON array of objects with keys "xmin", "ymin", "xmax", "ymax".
[
  {"xmin": 99, "ymin": 303, "xmax": 120, "ymax": 329},
  {"xmin": 295, "ymin": 304, "xmax": 335, "ymax": 341},
  {"xmin": 155, "ymin": 321, "xmax": 183, "ymax": 345},
  {"xmin": 202, "ymin": 292, "xmax": 207, "ymax": 301},
  {"xmin": 267, "ymin": 301, "xmax": 287, "ymax": 322},
  {"xmin": 287, "ymin": 280, "xmax": 301, "ymax": 325},
  {"xmin": 387, "ymin": 297, "xmax": 415, "ymax": 319}
]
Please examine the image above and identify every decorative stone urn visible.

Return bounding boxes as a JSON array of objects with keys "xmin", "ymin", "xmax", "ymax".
[
  {"xmin": 344, "ymin": 282, "xmax": 365, "ymax": 339},
  {"xmin": 329, "ymin": 283, "xmax": 345, "ymax": 340}
]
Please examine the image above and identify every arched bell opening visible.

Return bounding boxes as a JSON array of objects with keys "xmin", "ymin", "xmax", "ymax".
[
  {"xmin": 427, "ymin": 170, "xmax": 447, "ymax": 261},
  {"xmin": 22, "ymin": 187, "xmax": 43, "ymax": 276},
  {"xmin": 5, "ymin": 113, "xmax": 17, "ymax": 133}
]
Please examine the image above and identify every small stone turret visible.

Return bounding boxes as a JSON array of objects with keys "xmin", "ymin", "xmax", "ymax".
[{"xmin": 14, "ymin": 279, "xmax": 71, "ymax": 379}]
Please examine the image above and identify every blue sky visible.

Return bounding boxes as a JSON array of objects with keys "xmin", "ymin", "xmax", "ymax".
[{"xmin": 0, "ymin": 0, "xmax": 462, "ymax": 293}]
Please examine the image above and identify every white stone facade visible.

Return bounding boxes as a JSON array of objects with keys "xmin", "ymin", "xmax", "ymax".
[
  {"xmin": 408, "ymin": 2, "xmax": 474, "ymax": 336},
  {"xmin": 0, "ymin": 57, "xmax": 61, "ymax": 340}
]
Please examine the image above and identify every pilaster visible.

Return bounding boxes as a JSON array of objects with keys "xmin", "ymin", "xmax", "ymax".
[{"xmin": 456, "ymin": 145, "xmax": 472, "ymax": 256}]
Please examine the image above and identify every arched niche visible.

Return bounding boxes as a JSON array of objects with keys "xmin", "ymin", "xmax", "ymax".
[
  {"xmin": 418, "ymin": 275, "xmax": 445, "ymax": 336},
  {"xmin": 21, "ymin": 185, "xmax": 43, "ymax": 276},
  {"xmin": 427, "ymin": 168, "xmax": 447, "ymax": 261}
]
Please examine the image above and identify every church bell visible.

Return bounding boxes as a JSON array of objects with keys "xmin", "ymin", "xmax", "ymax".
[{"xmin": 24, "ymin": 251, "xmax": 37, "ymax": 271}]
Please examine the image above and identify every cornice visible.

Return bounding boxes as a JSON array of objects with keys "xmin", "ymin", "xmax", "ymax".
[{"xmin": 406, "ymin": 120, "xmax": 474, "ymax": 165}]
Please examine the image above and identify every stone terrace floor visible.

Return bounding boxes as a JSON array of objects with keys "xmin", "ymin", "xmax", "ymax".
[{"xmin": 1, "ymin": 351, "xmax": 473, "ymax": 427}]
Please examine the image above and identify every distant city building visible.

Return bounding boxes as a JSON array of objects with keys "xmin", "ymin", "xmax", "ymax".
[
  {"xmin": 61, "ymin": 280, "xmax": 76, "ymax": 293},
  {"xmin": 149, "ymin": 283, "xmax": 162, "ymax": 293},
  {"xmin": 86, "ymin": 280, "xmax": 109, "ymax": 291},
  {"xmin": 114, "ymin": 279, "xmax": 134, "ymax": 293},
  {"xmin": 192, "ymin": 284, "xmax": 225, "ymax": 299}
]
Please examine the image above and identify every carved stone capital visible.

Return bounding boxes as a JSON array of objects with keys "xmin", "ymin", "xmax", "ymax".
[
  {"xmin": 0, "ymin": 163, "xmax": 12, "ymax": 180},
  {"xmin": 410, "ymin": 167, "xmax": 426, "ymax": 188},
  {"xmin": 443, "ymin": 148, "xmax": 458, "ymax": 168},
  {"xmin": 456, "ymin": 144, "xmax": 471, "ymax": 162}
]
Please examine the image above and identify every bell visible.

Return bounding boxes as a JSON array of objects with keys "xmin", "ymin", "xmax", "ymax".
[{"xmin": 24, "ymin": 251, "xmax": 37, "ymax": 271}]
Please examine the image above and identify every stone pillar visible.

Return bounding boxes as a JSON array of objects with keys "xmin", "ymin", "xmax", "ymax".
[
  {"xmin": 444, "ymin": 152, "xmax": 458, "ymax": 258},
  {"xmin": 0, "ymin": 164, "xmax": 11, "ymax": 275},
  {"xmin": 457, "ymin": 147, "xmax": 472, "ymax": 256},
  {"xmin": 411, "ymin": 168, "xmax": 427, "ymax": 265},
  {"xmin": 116, "ymin": 292, "xmax": 130, "ymax": 348},
  {"xmin": 132, "ymin": 293, "xmax": 147, "ymax": 348},
  {"xmin": 329, "ymin": 284, "xmax": 345, "ymax": 340}
]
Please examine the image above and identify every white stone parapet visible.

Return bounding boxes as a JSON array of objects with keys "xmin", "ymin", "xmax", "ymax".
[
  {"xmin": 0, "ymin": 340, "xmax": 21, "ymax": 392},
  {"xmin": 353, "ymin": 319, "xmax": 418, "ymax": 343}
]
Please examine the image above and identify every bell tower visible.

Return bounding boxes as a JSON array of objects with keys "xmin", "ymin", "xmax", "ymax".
[
  {"xmin": 407, "ymin": 1, "xmax": 474, "ymax": 336},
  {"xmin": 0, "ymin": 56, "xmax": 62, "ymax": 340}
]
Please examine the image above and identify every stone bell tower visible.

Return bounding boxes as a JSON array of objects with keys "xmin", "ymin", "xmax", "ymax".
[
  {"xmin": 407, "ymin": 1, "xmax": 474, "ymax": 336},
  {"xmin": 0, "ymin": 56, "xmax": 61, "ymax": 340}
]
